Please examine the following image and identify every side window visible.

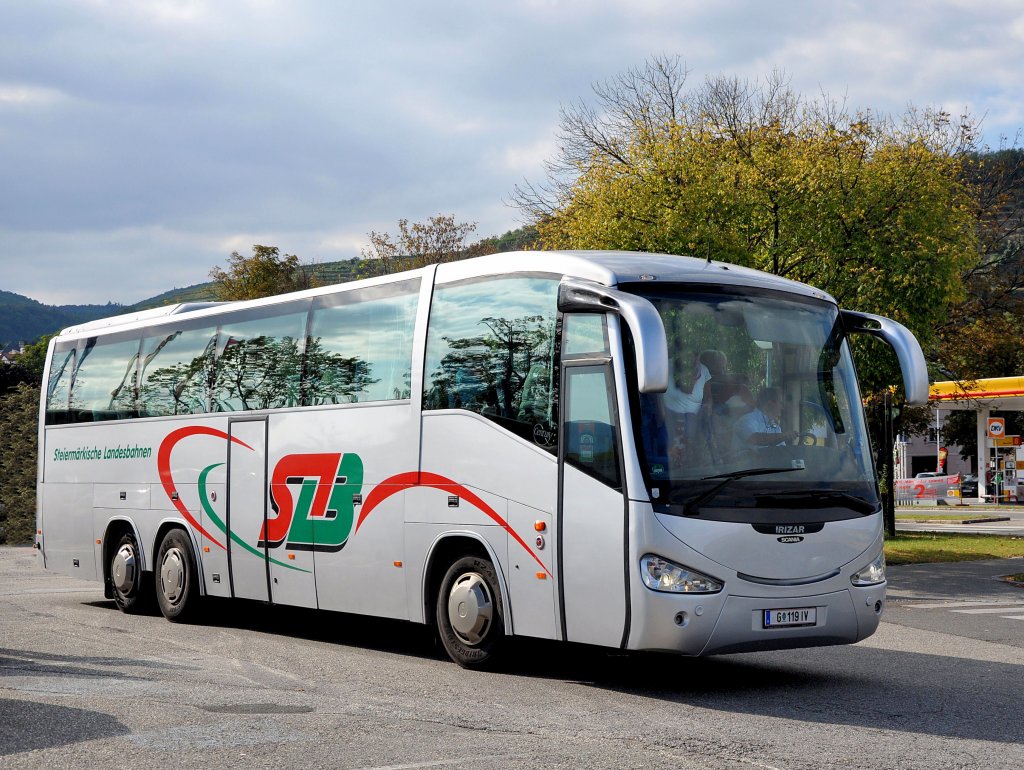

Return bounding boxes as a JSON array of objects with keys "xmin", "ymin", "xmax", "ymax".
[
  {"xmin": 213, "ymin": 304, "xmax": 308, "ymax": 412},
  {"xmin": 69, "ymin": 336, "xmax": 142, "ymax": 421},
  {"xmin": 563, "ymin": 365, "xmax": 621, "ymax": 489},
  {"xmin": 138, "ymin": 325, "xmax": 218, "ymax": 416},
  {"xmin": 45, "ymin": 343, "xmax": 77, "ymax": 425},
  {"xmin": 424, "ymin": 276, "xmax": 559, "ymax": 453},
  {"xmin": 563, "ymin": 313, "xmax": 609, "ymax": 357},
  {"xmin": 307, "ymin": 279, "xmax": 419, "ymax": 405}
]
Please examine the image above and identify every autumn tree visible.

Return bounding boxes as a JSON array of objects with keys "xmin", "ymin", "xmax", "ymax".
[
  {"xmin": 514, "ymin": 56, "xmax": 982, "ymax": 394},
  {"xmin": 360, "ymin": 215, "xmax": 491, "ymax": 276},
  {"xmin": 210, "ymin": 245, "xmax": 319, "ymax": 301}
]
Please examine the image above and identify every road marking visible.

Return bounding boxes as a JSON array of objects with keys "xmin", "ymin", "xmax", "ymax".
[
  {"xmin": 951, "ymin": 607, "xmax": 1024, "ymax": 614},
  {"xmin": 354, "ymin": 758, "xmax": 526, "ymax": 770},
  {"xmin": 910, "ymin": 600, "xmax": 1024, "ymax": 609},
  {"xmin": 1001, "ymin": 615, "xmax": 1024, "ymax": 620},
  {"xmin": 0, "ymin": 588, "xmax": 98, "ymax": 596}
]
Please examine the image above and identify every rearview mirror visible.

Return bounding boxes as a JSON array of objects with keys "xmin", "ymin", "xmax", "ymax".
[
  {"xmin": 558, "ymin": 278, "xmax": 668, "ymax": 393},
  {"xmin": 841, "ymin": 310, "xmax": 929, "ymax": 405}
]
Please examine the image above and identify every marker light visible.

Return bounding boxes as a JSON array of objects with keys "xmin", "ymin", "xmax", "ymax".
[
  {"xmin": 851, "ymin": 551, "xmax": 886, "ymax": 586},
  {"xmin": 640, "ymin": 554, "xmax": 723, "ymax": 593}
]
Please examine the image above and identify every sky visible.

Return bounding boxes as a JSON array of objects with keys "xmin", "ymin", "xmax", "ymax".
[{"xmin": 2, "ymin": 0, "xmax": 1023, "ymax": 306}]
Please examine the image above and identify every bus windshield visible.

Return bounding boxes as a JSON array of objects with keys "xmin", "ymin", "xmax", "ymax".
[{"xmin": 624, "ymin": 285, "xmax": 878, "ymax": 522}]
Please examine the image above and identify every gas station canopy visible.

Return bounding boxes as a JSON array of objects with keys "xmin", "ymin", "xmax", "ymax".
[
  {"xmin": 931, "ymin": 376, "xmax": 1024, "ymax": 411},
  {"xmin": 929, "ymin": 376, "xmax": 1024, "ymax": 502}
]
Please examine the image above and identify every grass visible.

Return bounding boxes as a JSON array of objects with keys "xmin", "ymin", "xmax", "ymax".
[
  {"xmin": 894, "ymin": 513, "xmax": 1003, "ymax": 521},
  {"xmin": 885, "ymin": 532, "xmax": 1024, "ymax": 565}
]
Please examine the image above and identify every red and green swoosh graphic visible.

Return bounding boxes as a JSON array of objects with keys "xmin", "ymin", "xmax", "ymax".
[
  {"xmin": 357, "ymin": 472, "xmax": 552, "ymax": 577},
  {"xmin": 158, "ymin": 426, "xmax": 307, "ymax": 571},
  {"xmin": 158, "ymin": 427, "xmax": 550, "ymax": 578}
]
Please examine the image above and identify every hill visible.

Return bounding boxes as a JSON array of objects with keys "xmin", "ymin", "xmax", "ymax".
[
  {"xmin": 1, "ymin": 227, "xmax": 539, "ymax": 346},
  {"xmin": 0, "ymin": 290, "xmax": 127, "ymax": 348}
]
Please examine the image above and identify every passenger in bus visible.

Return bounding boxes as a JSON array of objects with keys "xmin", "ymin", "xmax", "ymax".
[
  {"xmin": 734, "ymin": 387, "xmax": 799, "ymax": 448},
  {"xmin": 696, "ymin": 350, "xmax": 749, "ymax": 461},
  {"xmin": 663, "ymin": 351, "xmax": 711, "ymax": 463},
  {"xmin": 664, "ymin": 352, "xmax": 711, "ymax": 417},
  {"xmin": 698, "ymin": 349, "xmax": 744, "ymax": 413}
]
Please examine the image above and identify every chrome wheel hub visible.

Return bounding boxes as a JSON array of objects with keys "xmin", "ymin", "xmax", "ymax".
[
  {"xmin": 160, "ymin": 547, "xmax": 186, "ymax": 605},
  {"xmin": 111, "ymin": 543, "xmax": 136, "ymax": 594},
  {"xmin": 447, "ymin": 572, "xmax": 493, "ymax": 645}
]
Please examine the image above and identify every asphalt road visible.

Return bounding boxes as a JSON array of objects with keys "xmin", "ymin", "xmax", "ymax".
[
  {"xmin": 2, "ymin": 546, "xmax": 1022, "ymax": 769},
  {"xmin": 896, "ymin": 505, "xmax": 1024, "ymax": 535}
]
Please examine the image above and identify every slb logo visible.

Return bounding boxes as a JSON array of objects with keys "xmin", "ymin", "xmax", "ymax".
[{"xmin": 260, "ymin": 452, "xmax": 364, "ymax": 552}]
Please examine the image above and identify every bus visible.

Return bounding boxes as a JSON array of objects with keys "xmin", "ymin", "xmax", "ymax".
[{"xmin": 36, "ymin": 250, "xmax": 927, "ymax": 667}]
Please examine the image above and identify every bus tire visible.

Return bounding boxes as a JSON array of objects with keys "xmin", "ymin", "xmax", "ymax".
[
  {"xmin": 109, "ymin": 531, "xmax": 151, "ymax": 614},
  {"xmin": 155, "ymin": 529, "xmax": 199, "ymax": 622},
  {"xmin": 436, "ymin": 555, "xmax": 505, "ymax": 668}
]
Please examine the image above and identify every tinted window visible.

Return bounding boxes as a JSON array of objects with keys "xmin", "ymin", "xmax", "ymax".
[
  {"xmin": 69, "ymin": 337, "xmax": 142, "ymax": 421},
  {"xmin": 307, "ymin": 279, "xmax": 419, "ymax": 404},
  {"xmin": 563, "ymin": 313, "xmax": 609, "ymax": 357},
  {"xmin": 213, "ymin": 305, "xmax": 308, "ymax": 411},
  {"xmin": 564, "ymin": 365, "xmax": 621, "ymax": 489},
  {"xmin": 424, "ymin": 276, "xmax": 559, "ymax": 452},
  {"xmin": 45, "ymin": 343, "xmax": 77, "ymax": 424},
  {"xmin": 138, "ymin": 325, "xmax": 218, "ymax": 416},
  {"xmin": 44, "ymin": 280, "xmax": 419, "ymax": 423}
]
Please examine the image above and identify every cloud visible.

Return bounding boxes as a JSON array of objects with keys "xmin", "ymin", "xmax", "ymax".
[
  {"xmin": 1, "ymin": 1, "xmax": 1021, "ymax": 305},
  {"xmin": 0, "ymin": 84, "xmax": 68, "ymax": 107}
]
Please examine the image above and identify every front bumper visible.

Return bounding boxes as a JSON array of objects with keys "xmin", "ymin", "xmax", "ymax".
[{"xmin": 626, "ymin": 581, "xmax": 886, "ymax": 655}]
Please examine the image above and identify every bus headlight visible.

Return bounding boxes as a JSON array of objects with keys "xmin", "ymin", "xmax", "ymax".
[
  {"xmin": 851, "ymin": 551, "xmax": 886, "ymax": 586},
  {"xmin": 640, "ymin": 554, "xmax": 723, "ymax": 593}
]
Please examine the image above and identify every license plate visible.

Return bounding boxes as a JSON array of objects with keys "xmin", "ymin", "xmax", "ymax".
[{"xmin": 763, "ymin": 607, "xmax": 817, "ymax": 628}]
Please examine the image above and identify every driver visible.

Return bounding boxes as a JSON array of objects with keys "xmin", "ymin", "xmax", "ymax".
[{"xmin": 734, "ymin": 387, "xmax": 798, "ymax": 448}]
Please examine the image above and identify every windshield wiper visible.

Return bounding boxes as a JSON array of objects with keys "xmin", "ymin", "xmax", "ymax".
[
  {"xmin": 679, "ymin": 466, "xmax": 805, "ymax": 517},
  {"xmin": 754, "ymin": 489, "xmax": 879, "ymax": 515}
]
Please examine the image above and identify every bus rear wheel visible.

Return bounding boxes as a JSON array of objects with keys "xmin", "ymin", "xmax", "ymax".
[
  {"xmin": 109, "ymin": 531, "xmax": 151, "ymax": 613},
  {"xmin": 155, "ymin": 529, "xmax": 199, "ymax": 622},
  {"xmin": 436, "ymin": 555, "xmax": 505, "ymax": 668}
]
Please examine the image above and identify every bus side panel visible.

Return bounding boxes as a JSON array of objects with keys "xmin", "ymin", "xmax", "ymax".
[
  {"xmin": 270, "ymin": 404, "xmax": 417, "ymax": 619},
  {"xmin": 404, "ymin": 517, "xmax": 510, "ymax": 626},
  {"xmin": 146, "ymin": 416, "xmax": 230, "ymax": 597},
  {"xmin": 39, "ymin": 482, "xmax": 97, "ymax": 580},
  {"xmin": 419, "ymin": 412, "xmax": 558, "ymax": 640},
  {"xmin": 506, "ymin": 500, "xmax": 557, "ymax": 639}
]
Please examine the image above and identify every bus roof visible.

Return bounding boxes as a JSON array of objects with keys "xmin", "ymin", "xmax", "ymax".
[
  {"xmin": 435, "ymin": 250, "xmax": 834, "ymax": 302},
  {"xmin": 54, "ymin": 250, "xmax": 836, "ymax": 339}
]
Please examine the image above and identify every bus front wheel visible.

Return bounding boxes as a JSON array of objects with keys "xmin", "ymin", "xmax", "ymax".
[
  {"xmin": 436, "ymin": 555, "xmax": 505, "ymax": 668},
  {"xmin": 155, "ymin": 529, "xmax": 199, "ymax": 622},
  {"xmin": 109, "ymin": 531, "xmax": 151, "ymax": 613}
]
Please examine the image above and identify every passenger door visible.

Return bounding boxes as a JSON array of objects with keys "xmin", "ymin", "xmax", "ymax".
[
  {"xmin": 558, "ymin": 316, "xmax": 629, "ymax": 648},
  {"xmin": 227, "ymin": 417, "xmax": 270, "ymax": 602}
]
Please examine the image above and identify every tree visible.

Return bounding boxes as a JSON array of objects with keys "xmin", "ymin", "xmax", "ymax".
[
  {"xmin": 0, "ymin": 383, "xmax": 39, "ymax": 544},
  {"xmin": 209, "ymin": 245, "xmax": 319, "ymax": 301},
  {"xmin": 15, "ymin": 334, "xmax": 52, "ymax": 380},
  {"xmin": 514, "ymin": 57, "xmax": 981, "ymax": 394},
  {"xmin": 360, "ymin": 215, "xmax": 490, "ymax": 276},
  {"xmin": 0, "ymin": 361, "xmax": 34, "ymax": 395},
  {"xmin": 934, "ymin": 148, "xmax": 1024, "ymax": 381}
]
